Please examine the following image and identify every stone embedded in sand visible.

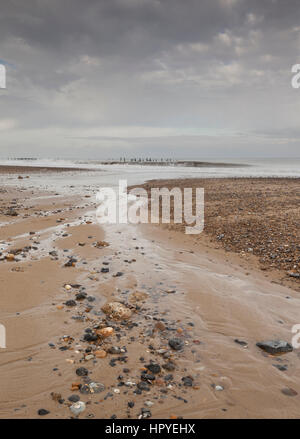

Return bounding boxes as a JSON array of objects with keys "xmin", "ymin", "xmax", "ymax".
[
  {"xmin": 107, "ymin": 346, "xmax": 122, "ymax": 354},
  {"xmin": 95, "ymin": 350, "xmax": 107, "ymax": 358},
  {"xmin": 137, "ymin": 381, "xmax": 150, "ymax": 391},
  {"xmin": 101, "ymin": 302, "xmax": 132, "ymax": 320},
  {"xmin": 76, "ymin": 367, "xmax": 89, "ymax": 377},
  {"xmin": 96, "ymin": 327, "xmax": 114, "ymax": 338},
  {"xmin": 154, "ymin": 321, "xmax": 166, "ymax": 332},
  {"xmin": 51, "ymin": 392, "xmax": 62, "ymax": 402},
  {"xmin": 11, "ymin": 266, "xmax": 24, "ymax": 272},
  {"xmin": 287, "ymin": 271, "xmax": 300, "ymax": 279},
  {"xmin": 95, "ymin": 240, "xmax": 110, "ymax": 248},
  {"xmin": 68, "ymin": 394, "xmax": 80, "ymax": 403},
  {"xmin": 70, "ymin": 401, "xmax": 86, "ymax": 416},
  {"xmin": 65, "ymin": 300, "xmax": 76, "ymax": 307},
  {"xmin": 281, "ymin": 387, "xmax": 298, "ymax": 397},
  {"xmin": 5, "ymin": 254, "xmax": 15, "ymax": 261},
  {"xmin": 75, "ymin": 292, "xmax": 87, "ymax": 301},
  {"xmin": 38, "ymin": 409, "xmax": 50, "ymax": 416},
  {"xmin": 129, "ymin": 291, "xmax": 148, "ymax": 304},
  {"xmin": 71, "ymin": 382, "xmax": 81, "ymax": 391},
  {"xmin": 80, "ymin": 382, "xmax": 105, "ymax": 394},
  {"xmin": 182, "ymin": 376, "xmax": 194, "ymax": 387},
  {"xmin": 64, "ymin": 284, "xmax": 72, "ymax": 290},
  {"xmin": 5, "ymin": 209, "xmax": 18, "ymax": 216},
  {"xmin": 83, "ymin": 332, "xmax": 98, "ymax": 342},
  {"xmin": 215, "ymin": 385, "xmax": 224, "ymax": 391},
  {"xmin": 146, "ymin": 363, "xmax": 161, "ymax": 374},
  {"xmin": 256, "ymin": 340, "xmax": 293, "ymax": 355},
  {"xmin": 169, "ymin": 337, "xmax": 184, "ymax": 351}
]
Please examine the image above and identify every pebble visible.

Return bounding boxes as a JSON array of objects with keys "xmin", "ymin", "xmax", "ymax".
[
  {"xmin": 38, "ymin": 409, "xmax": 50, "ymax": 416},
  {"xmin": 215, "ymin": 385, "xmax": 224, "ymax": 391},
  {"xmin": 96, "ymin": 327, "xmax": 114, "ymax": 338},
  {"xmin": 70, "ymin": 401, "xmax": 86, "ymax": 416},
  {"xmin": 137, "ymin": 382, "xmax": 150, "ymax": 391},
  {"xmin": 182, "ymin": 376, "xmax": 194, "ymax": 387},
  {"xmin": 101, "ymin": 302, "xmax": 132, "ymax": 320},
  {"xmin": 169, "ymin": 337, "xmax": 184, "ymax": 351},
  {"xmin": 80, "ymin": 382, "xmax": 105, "ymax": 394},
  {"xmin": 281, "ymin": 387, "xmax": 298, "ymax": 397},
  {"xmin": 145, "ymin": 400, "xmax": 154, "ymax": 407},
  {"xmin": 162, "ymin": 362, "xmax": 176, "ymax": 371},
  {"xmin": 76, "ymin": 367, "xmax": 89, "ymax": 377},
  {"xmin": 68, "ymin": 395, "xmax": 80, "ymax": 403},
  {"xmin": 256, "ymin": 340, "xmax": 293, "ymax": 355},
  {"xmin": 146, "ymin": 363, "xmax": 161, "ymax": 374},
  {"xmin": 94, "ymin": 350, "xmax": 107, "ymax": 358},
  {"xmin": 65, "ymin": 300, "xmax": 76, "ymax": 307}
]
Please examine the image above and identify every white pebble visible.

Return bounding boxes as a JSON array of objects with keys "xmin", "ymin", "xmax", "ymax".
[{"xmin": 70, "ymin": 401, "xmax": 86, "ymax": 416}]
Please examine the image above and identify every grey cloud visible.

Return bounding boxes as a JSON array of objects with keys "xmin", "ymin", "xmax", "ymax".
[{"xmin": 0, "ymin": 0, "xmax": 299, "ymax": 158}]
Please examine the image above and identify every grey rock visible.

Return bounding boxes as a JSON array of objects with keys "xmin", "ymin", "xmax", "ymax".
[
  {"xmin": 169, "ymin": 338, "xmax": 184, "ymax": 351},
  {"xmin": 256, "ymin": 340, "xmax": 293, "ymax": 355},
  {"xmin": 76, "ymin": 367, "xmax": 89, "ymax": 377}
]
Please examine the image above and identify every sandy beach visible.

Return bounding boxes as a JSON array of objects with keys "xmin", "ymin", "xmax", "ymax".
[{"xmin": 0, "ymin": 168, "xmax": 299, "ymax": 419}]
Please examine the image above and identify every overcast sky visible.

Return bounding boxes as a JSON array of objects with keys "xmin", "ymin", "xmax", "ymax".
[{"xmin": 0, "ymin": 0, "xmax": 300, "ymax": 159}]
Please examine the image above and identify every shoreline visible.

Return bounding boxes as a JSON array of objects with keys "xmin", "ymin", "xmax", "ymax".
[
  {"xmin": 97, "ymin": 160, "xmax": 249, "ymax": 168},
  {"xmin": 0, "ymin": 165, "xmax": 99, "ymax": 174}
]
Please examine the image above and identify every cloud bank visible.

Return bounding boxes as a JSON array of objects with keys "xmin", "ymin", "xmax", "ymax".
[{"xmin": 0, "ymin": 0, "xmax": 300, "ymax": 158}]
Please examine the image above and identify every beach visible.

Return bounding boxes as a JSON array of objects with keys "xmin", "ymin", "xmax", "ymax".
[{"xmin": 0, "ymin": 166, "xmax": 300, "ymax": 419}]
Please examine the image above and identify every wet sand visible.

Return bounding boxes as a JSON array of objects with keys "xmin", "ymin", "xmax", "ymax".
[
  {"xmin": 0, "ymin": 176, "xmax": 300, "ymax": 419},
  {"xmin": 0, "ymin": 165, "xmax": 96, "ymax": 174}
]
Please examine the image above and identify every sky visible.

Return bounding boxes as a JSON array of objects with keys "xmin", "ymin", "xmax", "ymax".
[{"xmin": 0, "ymin": 0, "xmax": 300, "ymax": 159}]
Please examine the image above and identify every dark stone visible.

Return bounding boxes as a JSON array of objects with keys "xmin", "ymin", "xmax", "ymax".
[
  {"xmin": 75, "ymin": 292, "xmax": 87, "ymax": 300},
  {"xmin": 182, "ymin": 376, "xmax": 194, "ymax": 387},
  {"xmin": 273, "ymin": 364, "xmax": 288, "ymax": 371},
  {"xmin": 128, "ymin": 401, "xmax": 135, "ymax": 408},
  {"xmin": 256, "ymin": 340, "xmax": 293, "ymax": 355},
  {"xmin": 137, "ymin": 382, "xmax": 150, "ymax": 391},
  {"xmin": 164, "ymin": 374, "xmax": 173, "ymax": 381},
  {"xmin": 169, "ymin": 338, "xmax": 184, "ymax": 351},
  {"xmin": 281, "ymin": 387, "xmax": 298, "ymax": 397},
  {"xmin": 234, "ymin": 339, "xmax": 248, "ymax": 347},
  {"xmin": 108, "ymin": 346, "xmax": 121, "ymax": 354},
  {"xmin": 65, "ymin": 300, "xmax": 76, "ymax": 307},
  {"xmin": 76, "ymin": 367, "xmax": 89, "ymax": 377},
  {"xmin": 83, "ymin": 332, "xmax": 97, "ymax": 342},
  {"xmin": 38, "ymin": 409, "xmax": 50, "ymax": 416},
  {"xmin": 146, "ymin": 363, "xmax": 161, "ymax": 374},
  {"xmin": 68, "ymin": 394, "xmax": 80, "ymax": 402},
  {"xmin": 162, "ymin": 362, "xmax": 176, "ymax": 371},
  {"xmin": 141, "ymin": 372, "xmax": 155, "ymax": 381}
]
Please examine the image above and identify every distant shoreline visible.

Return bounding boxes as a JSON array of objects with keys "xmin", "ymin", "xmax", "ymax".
[
  {"xmin": 96, "ymin": 160, "xmax": 250, "ymax": 167},
  {"xmin": 0, "ymin": 165, "xmax": 97, "ymax": 174},
  {"xmin": 0, "ymin": 160, "xmax": 250, "ymax": 172}
]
